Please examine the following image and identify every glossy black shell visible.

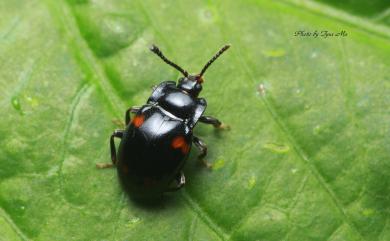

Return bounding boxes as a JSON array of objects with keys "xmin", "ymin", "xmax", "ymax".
[{"xmin": 117, "ymin": 81, "xmax": 206, "ymax": 198}]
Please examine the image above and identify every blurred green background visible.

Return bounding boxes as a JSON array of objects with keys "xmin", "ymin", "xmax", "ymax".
[{"xmin": 0, "ymin": 0, "xmax": 389, "ymax": 240}]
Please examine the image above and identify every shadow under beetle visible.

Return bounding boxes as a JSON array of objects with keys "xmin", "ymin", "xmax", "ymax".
[{"xmin": 103, "ymin": 44, "xmax": 230, "ymax": 199}]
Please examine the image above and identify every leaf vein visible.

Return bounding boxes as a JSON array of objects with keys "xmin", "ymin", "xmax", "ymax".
[
  {"xmin": 188, "ymin": 216, "xmax": 198, "ymax": 241},
  {"xmin": 44, "ymin": 0, "xmax": 126, "ymax": 117},
  {"xmin": 0, "ymin": 16, "xmax": 21, "ymax": 41},
  {"xmin": 181, "ymin": 190, "xmax": 228, "ymax": 241},
  {"xmin": 57, "ymin": 83, "xmax": 90, "ymax": 195},
  {"xmin": 227, "ymin": 156, "xmax": 283, "ymax": 236},
  {"xmin": 0, "ymin": 207, "xmax": 30, "ymax": 241},
  {"xmin": 111, "ymin": 193, "xmax": 126, "ymax": 241},
  {"xmin": 325, "ymin": 223, "xmax": 344, "ymax": 241},
  {"xmin": 232, "ymin": 35, "xmax": 368, "ymax": 241},
  {"xmin": 210, "ymin": 2, "xmax": 368, "ymax": 240},
  {"xmin": 378, "ymin": 218, "xmax": 389, "ymax": 241}
]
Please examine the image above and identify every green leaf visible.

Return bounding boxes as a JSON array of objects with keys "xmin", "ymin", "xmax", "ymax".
[{"xmin": 1, "ymin": 0, "xmax": 389, "ymax": 240}]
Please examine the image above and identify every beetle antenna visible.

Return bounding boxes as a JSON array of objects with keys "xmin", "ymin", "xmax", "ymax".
[
  {"xmin": 150, "ymin": 45, "xmax": 189, "ymax": 77},
  {"xmin": 198, "ymin": 44, "xmax": 231, "ymax": 78}
]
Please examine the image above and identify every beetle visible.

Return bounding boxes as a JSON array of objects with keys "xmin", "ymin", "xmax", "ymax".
[{"xmin": 102, "ymin": 44, "xmax": 230, "ymax": 199}]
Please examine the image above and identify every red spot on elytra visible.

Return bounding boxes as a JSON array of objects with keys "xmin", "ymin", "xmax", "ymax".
[
  {"xmin": 181, "ymin": 144, "xmax": 190, "ymax": 154},
  {"xmin": 132, "ymin": 115, "xmax": 145, "ymax": 128},
  {"xmin": 171, "ymin": 136, "xmax": 190, "ymax": 154}
]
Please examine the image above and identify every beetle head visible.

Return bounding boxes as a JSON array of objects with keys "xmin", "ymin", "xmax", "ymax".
[
  {"xmin": 150, "ymin": 44, "xmax": 230, "ymax": 97},
  {"xmin": 177, "ymin": 75, "xmax": 203, "ymax": 97}
]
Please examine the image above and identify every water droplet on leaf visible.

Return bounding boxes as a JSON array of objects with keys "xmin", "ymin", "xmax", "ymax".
[{"xmin": 11, "ymin": 96, "xmax": 23, "ymax": 115}]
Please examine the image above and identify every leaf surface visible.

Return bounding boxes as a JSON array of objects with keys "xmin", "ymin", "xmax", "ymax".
[{"xmin": 0, "ymin": 0, "xmax": 389, "ymax": 240}]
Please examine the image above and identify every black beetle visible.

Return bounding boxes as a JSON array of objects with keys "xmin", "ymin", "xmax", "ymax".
[{"xmin": 100, "ymin": 44, "xmax": 230, "ymax": 199}]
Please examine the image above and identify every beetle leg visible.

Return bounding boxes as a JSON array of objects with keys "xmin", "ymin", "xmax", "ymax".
[
  {"xmin": 96, "ymin": 129, "xmax": 124, "ymax": 169},
  {"xmin": 125, "ymin": 106, "xmax": 141, "ymax": 125},
  {"xmin": 110, "ymin": 130, "xmax": 124, "ymax": 164},
  {"xmin": 166, "ymin": 171, "xmax": 186, "ymax": 192},
  {"xmin": 199, "ymin": 116, "xmax": 230, "ymax": 130},
  {"xmin": 193, "ymin": 136, "xmax": 212, "ymax": 168},
  {"xmin": 193, "ymin": 136, "xmax": 207, "ymax": 158}
]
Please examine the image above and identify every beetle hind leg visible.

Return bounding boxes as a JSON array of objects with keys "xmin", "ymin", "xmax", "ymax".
[
  {"xmin": 96, "ymin": 129, "xmax": 124, "ymax": 169},
  {"xmin": 193, "ymin": 136, "xmax": 212, "ymax": 168},
  {"xmin": 166, "ymin": 171, "xmax": 186, "ymax": 192}
]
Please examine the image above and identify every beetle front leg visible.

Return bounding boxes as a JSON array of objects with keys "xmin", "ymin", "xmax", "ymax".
[
  {"xmin": 96, "ymin": 129, "xmax": 124, "ymax": 169},
  {"xmin": 193, "ymin": 136, "xmax": 212, "ymax": 168},
  {"xmin": 199, "ymin": 116, "xmax": 230, "ymax": 130},
  {"xmin": 125, "ymin": 106, "xmax": 141, "ymax": 125}
]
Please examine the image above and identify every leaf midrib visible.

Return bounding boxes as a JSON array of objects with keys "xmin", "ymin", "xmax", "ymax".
[
  {"xmin": 43, "ymin": 0, "xmax": 126, "ymax": 116},
  {"xmin": 0, "ymin": 207, "xmax": 29, "ymax": 241}
]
